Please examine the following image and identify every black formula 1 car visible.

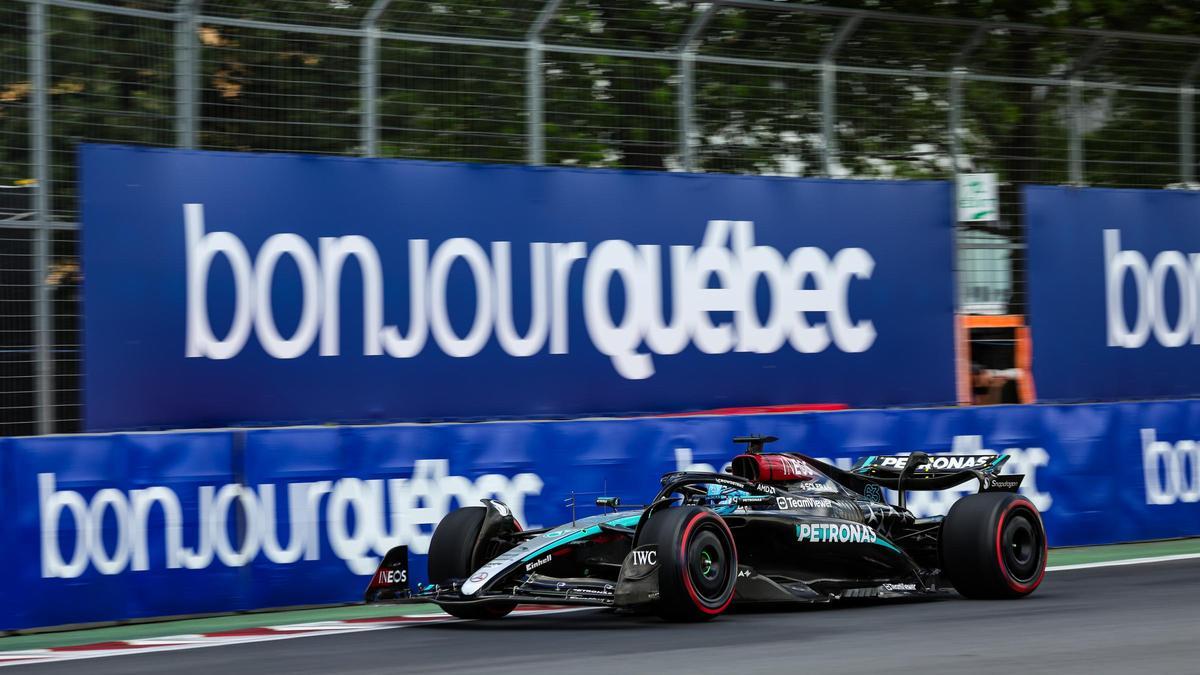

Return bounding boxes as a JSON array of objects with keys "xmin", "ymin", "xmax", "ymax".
[{"xmin": 365, "ymin": 436, "xmax": 1047, "ymax": 621}]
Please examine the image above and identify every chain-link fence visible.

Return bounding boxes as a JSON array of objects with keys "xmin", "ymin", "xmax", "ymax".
[{"xmin": 2, "ymin": 0, "xmax": 1198, "ymax": 433}]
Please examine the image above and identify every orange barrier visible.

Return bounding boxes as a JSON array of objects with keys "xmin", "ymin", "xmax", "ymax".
[{"xmin": 957, "ymin": 314, "xmax": 1036, "ymax": 405}]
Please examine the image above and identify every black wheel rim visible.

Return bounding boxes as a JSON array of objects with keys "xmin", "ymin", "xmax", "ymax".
[
  {"xmin": 1001, "ymin": 509, "xmax": 1043, "ymax": 583},
  {"xmin": 686, "ymin": 523, "xmax": 732, "ymax": 605}
]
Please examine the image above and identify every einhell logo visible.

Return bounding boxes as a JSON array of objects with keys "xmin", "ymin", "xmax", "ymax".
[
  {"xmin": 184, "ymin": 204, "xmax": 878, "ymax": 379},
  {"xmin": 1104, "ymin": 229, "xmax": 1200, "ymax": 349}
]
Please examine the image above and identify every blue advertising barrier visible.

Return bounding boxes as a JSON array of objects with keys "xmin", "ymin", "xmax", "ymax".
[
  {"xmin": 1027, "ymin": 185, "xmax": 1200, "ymax": 401},
  {"xmin": 81, "ymin": 144, "xmax": 955, "ymax": 431},
  {"xmin": 4, "ymin": 400, "xmax": 1200, "ymax": 631}
]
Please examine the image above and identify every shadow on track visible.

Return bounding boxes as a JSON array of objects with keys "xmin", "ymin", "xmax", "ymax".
[{"xmin": 411, "ymin": 594, "xmax": 955, "ymax": 633}]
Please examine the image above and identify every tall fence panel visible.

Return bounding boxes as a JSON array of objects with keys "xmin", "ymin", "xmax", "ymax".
[
  {"xmin": 3, "ymin": 0, "xmax": 1200, "ymax": 434},
  {"xmin": 197, "ymin": 23, "xmax": 361, "ymax": 155},
  {"xmin": 45, "ymin": 5, "xmax": 177, "ymax": 221},
  {"xmin": 1, "ymin": 4, "xmax": 35, "ymax": 437},
  {"xmin": 377, "ymin": 41, "xmax": 527, "ymax": 163}
]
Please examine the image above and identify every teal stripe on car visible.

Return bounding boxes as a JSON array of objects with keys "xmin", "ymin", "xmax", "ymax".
[
  {"xmin": 520, "ymin": 526, "xmax": 601, "ymax": 561},
  {"xmin": 875, "ymin": 534, "xmax": 902, "ymax": 554},
  {"xmin": 519, "ymin": 515, "xmax": 641, "ymax": 562},
  {"xmin": 606, "ymin": 515, "xmax": 641, "ymax": 528}
]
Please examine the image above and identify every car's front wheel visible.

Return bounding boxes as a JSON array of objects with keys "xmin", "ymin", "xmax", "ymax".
[
  {"xmin": 427, "ymin": 506, "xmax": 519, "ymax": 619},
  {"xmin": 642, "ymin": 506, "xmax": 737, "ymax": 621}
]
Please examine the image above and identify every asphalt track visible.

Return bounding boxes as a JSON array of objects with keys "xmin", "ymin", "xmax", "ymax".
[{"xmin": 13, "ymin": 559, "xmax": 1200, "ymax": 674}]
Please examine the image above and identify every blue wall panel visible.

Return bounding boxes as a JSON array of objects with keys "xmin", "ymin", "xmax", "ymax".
[
  {"xmin": 81, "ymin": 145, "xmax": 956, "ymax": 430},
  {"xmin": 4, "ymin": 401, "xmax": 1199, "ymax": 630},
  {"xmin": 1027, "ymin": 185, "xmax": 1200, "ymax": 400}
]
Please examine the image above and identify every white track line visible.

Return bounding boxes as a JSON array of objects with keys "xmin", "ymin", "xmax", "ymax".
[
  {"xmin": 0, "ymin": 624, "xmax": 414, "ymax": 668},
  {"xmin": 1047, "ymin": 551, "xmax": 1200, "ymax": 572},
  {"xmin": 0, "ymin": 607, "xmax": 594, "ymax": 668}
]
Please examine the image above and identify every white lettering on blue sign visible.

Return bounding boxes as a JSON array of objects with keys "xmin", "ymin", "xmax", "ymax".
[
  {"xmin": 185, "ymin": 207, "xmax": 877, "ymax": 379},
  {"xmin": 1104, "ymin": 228, "xmax": 1200, "ymax": 349},
  {"xmin": 37, "ymin": 460, "xmax": 542, "ymax": 580}
]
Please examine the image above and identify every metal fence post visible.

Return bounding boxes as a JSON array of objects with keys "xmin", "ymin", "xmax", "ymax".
[
  {"xmin": 1180, "ymin": 57, "xmax": 1200, "ymax": 186},
  {"xmin": 948, "ymin": 76, "xmax": 963, "ymax": 172},
  {"xmin": 819, "ymin": 67, "xmax": 835, "ymax": 176},
  {"xmin": 526, "ymin": 42, "xmax": 543, "ymax": 165},
  {"xmin": 678, "ymin": 52, "xmax": 694, "ymax": 171},
  {"xmin": 1066, "ymin": 37, "xmax": 1107, "ymax": 186},
  {"xmin": 949, "ymin": 26, "xmax": 989, "ymax": 321},
  {"xmin": 174, "ymin": 0, "xmax": 200, "ymax": 149},
  {"xmin": 820, "ymin": 16, "xmax": 861, "ymax": 177},
  {"xmin": 1070, "ymin": 82, "xmax": 1089, "ymax": 186},
  {"xmin": 527, "ymin": 0, "xmax": 561, "ymax": 166},
  {"xmin": 677, "ymin": 4, "xmax": 716, "ymax": 173},
  {"xmin": 29, "ymin": 0, "xmax": 53, "ymax": 434},
  {"xmin": 1183, "ymin": 86, "xmax": 1195, "ymax": 186},
  {"xmin": 360, "ymin": 0, "xmax": 391, "ymax": 157},
  {"xmin": 1067, "ymin": 81, "xmax": 1084, "ymax": 185},
  {"xmin": 949, "ymin": 25, "xmax": 988, "ymax": 174}
]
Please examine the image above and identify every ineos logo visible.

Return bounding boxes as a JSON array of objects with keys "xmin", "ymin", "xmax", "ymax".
[
  {"xmin": 379, "ymin": 569, "xmax": 407, "ymax": 584},
  {"xmin": 1142, "ymin": 428, "xmax": 1200, "ymax": 505}
]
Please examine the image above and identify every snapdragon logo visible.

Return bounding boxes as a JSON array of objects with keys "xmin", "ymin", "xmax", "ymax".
[
  {"xmin": 186, "ymin": 204, "xmax": 876, "ymax": 379},
  {"xmin": 1104, "ymin": 229, "xmax": 1200, "ymax": 349},
  {"xmin": 1142, "ymin": 428, "xmax": 1200, "ymax": 505},
  {"xmin": 38, "ymin": 460, "xmax": 542, "ymax": 579}
]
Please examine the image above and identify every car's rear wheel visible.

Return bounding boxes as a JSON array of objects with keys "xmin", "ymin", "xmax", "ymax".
[
  {"xmin": 940, "ymin": 492, "xmax": 1047, "ymax": 599},
  {"xmin": 642, "ymin": 506, "xmax": 737, "ymax": 621},
  {"xmin": 427, "ymin": 506, "xmax": 518, "ymax": 619}
]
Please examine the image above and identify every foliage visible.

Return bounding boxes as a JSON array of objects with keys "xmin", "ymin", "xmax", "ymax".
[{"xmin": 0, "ymin": 0, "xmax": 1196, "ymax": 206}]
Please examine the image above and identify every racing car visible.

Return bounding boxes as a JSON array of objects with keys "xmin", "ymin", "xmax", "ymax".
[{"xmin": 365, "ymin": 436, "xmax": 1047, "ymax": 621}]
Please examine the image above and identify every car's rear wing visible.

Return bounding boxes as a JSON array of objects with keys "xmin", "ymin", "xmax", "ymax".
[
  {"xmin": 845, "ymin": 453, "xmax": 1022, "ymax": 493},
  {"xmin": 854, "ymin": 453, "xmax": 1006, "ymax": 475}
]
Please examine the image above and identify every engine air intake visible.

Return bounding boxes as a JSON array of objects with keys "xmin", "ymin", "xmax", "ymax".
[{"xmin": 731, "ymin": 454, "xmax": 817, "ymax": 482}]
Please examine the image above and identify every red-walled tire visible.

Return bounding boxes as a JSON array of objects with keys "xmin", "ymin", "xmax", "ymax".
[
  {"xmin": 428, "ymin": 507, "xmax": 518, "ymax": 619},
  {"xmin": 642, "ymin": 506, "xmax": 737, "ymax": 622},
  {"xmin": 941, "ymin": 492, "xmax": 1047, "ymax": 599}
]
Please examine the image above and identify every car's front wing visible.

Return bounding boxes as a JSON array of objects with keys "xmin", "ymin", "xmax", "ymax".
[{"xmin": 373, "ymin": 573, "xmax": 621, "ymax": 609}]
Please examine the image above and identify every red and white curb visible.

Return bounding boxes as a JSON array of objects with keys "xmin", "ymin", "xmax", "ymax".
[{"xmin": 0, "ymin": 606, "xmax": 590, "ymax": 668}]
